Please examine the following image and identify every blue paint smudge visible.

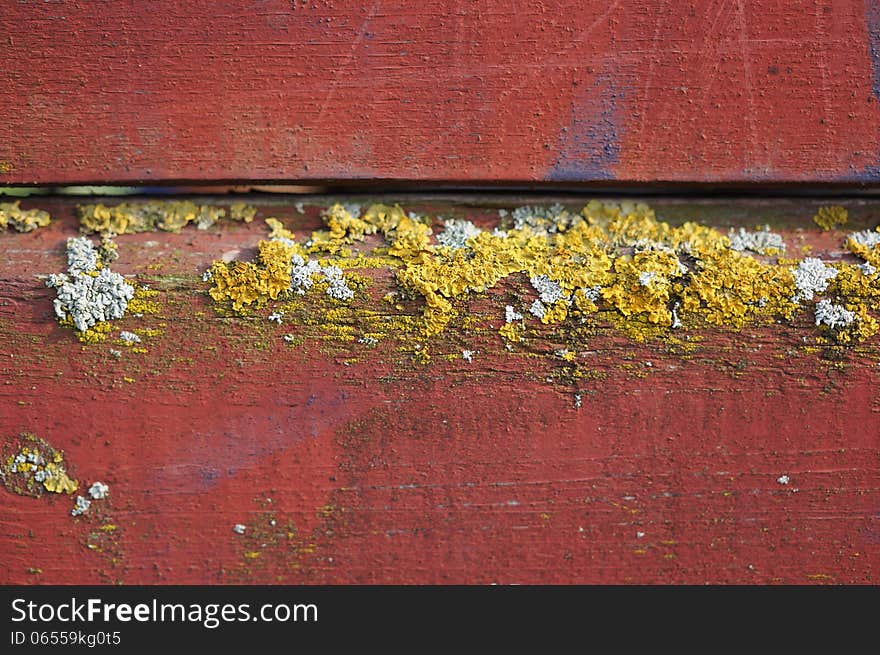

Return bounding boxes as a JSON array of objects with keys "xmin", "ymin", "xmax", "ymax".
[
  {"xmin": 866, "ymin": 0, "xmax": 880, "ymax": 101},
  {"xmin": 849, "ymin": 2, "xmax": 880, "ymax": 182},
  {"xmin": 548, "ymin": 75, "xmax": 621, "ymax": 181}
]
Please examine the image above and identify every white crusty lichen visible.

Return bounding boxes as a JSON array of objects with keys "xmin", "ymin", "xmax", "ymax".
[
  {"xmin": 70, "ymin": 495, "xmax": 91, "ymax": 517},
  {"xmin": 322, "ymin": 265, "xmax": 355, "ymax": 301},
  {"xmin": 436, "ymin": 219, "xmax": 481, "ymax": 249},
  {"xmin": 728, "ymin": 227, "xmax": 786, "ymax": 254},
  {"xmin": 65, "ymin": 235, "xmax": 99, "ymax": 274},
  {"xmin": 671, "ymin": 302, "xmax": 682, "ymax": 329},
  {"xmin": 233, "ymin": 524, "xmax": 246, "ymax": 535},
  {"xmin": 791, "ymin": 258, "xmax": 838, "ymax": 303},
  {"xmin": 119, "ymin": 330, "xmax": 141, "ymax": 344},
  {"xmin": 461, "ymin": 349, "xmax": 474, "ymax": 362},
  {"xmin": 847, "ymin": 228, "xmax": 880, "ymax": 249},
  {"xmin": 71, "ymin": 481, "xmax": 110, "ymax": 515},
  {"xmin": 580, "ymin": 286, "xmax": 602, "ymax": 303},
  {"xmin": 530, "ymin": 275, "xmax": 565, "ymax": 304},
  {"xmin": 638, "ymin": 271, "xmax": 657, "ymax": 287},
  {"xmin": 505, "ymin": 305, "xmax": 523, "ymax": 322},
  {"xmin": 814, "ymin": 299, "xmax": 856, "ymax": 329},
  {"xmin": 290, "ymin": 254, "xmax": 322, "ymax": 294},
  {"xmin": 529, "ymin": 299, "xmax": 546, "ymax": 319},
  {"xmin": 46, "ymin": 237, "xmax": 135, "ymax": 333},
  {"xmin": 88, "ymin": 481, "xmax": 109, "ymax": 500},
  {"xmin": 511, "ymin": 204, "xmax": 578, "ymax": 234},
  {"xmin": 290, "ymin": 254, "xmax": 354, "ymax": 301}
]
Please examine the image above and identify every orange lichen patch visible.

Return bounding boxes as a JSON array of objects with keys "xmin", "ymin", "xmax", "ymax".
[
  {"xmin": 681, "ymin": 249, "xmax": 798, "ymax": 328},
  {"xmin": 1, "ymin": 434, "xmax": 78, "ymax": 498},
  {"xmin": 812, "ymin": 205, "xmax": 848, "ymax": 231},
  {"xmin": 77, "ymin": 200, "xmax": 257, "ymax": 234},
  {"xmin": 845, "ymin": 229, "xmax": 880, "ymax": 268},
  {"xmin": 265, "ymin": 217, "xmax": 296, "ymax": 242},
  {"xmin": 0, "ymin": 201, "xmax": 51, "ymax": 232},
  {"xmin": 208, "ymin": 201, "xmax": 880, "ymax": 354},
  {"xmin": 208, "ymin": 239, "xmax": 300, "ymax": 310},
  {"xmin": 822, "ymin": 263, "xmax": 880, "ymax": 343},
  {"xmin": 602, "ymin": 250, "xmax": 683, "ymax": 325}
]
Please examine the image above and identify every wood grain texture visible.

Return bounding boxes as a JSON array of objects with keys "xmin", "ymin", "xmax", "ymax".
[
  {"xmin": 0, "ymin": 195, "xmax": 878, "ymax": 584},
  {"xmin": 2, "ymin": 1, "xmax": 880, "ymax": 185}
]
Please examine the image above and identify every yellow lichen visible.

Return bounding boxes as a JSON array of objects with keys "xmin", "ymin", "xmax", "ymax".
[
  {"xmin": 845, "ymin": 230, "xmax": 880, "ymax": 268},
  {"xmin": 127, "ymin": 286, "xmax": 161, "ymax": 315},
  {"xmin": 265, "ymin": 217, "xmax": 296, "ymax": 242},
  {"xmin": 681, "ymin": 249, "xmax": 797, "ymax": 328},
  {"xmin": 78, "ymin": 200, "xmax": 258, "ymax": 235},
  {"xmin": 0, "ymin": 201, "xmax": 51, "ymax": 232},
  {"xmin": 208, "ymin": 201, "xmax": 880, "ymax": 358},
  {"xmin": 1, "ymin": 434, "xmax": 78, "ymax": 498},
  {"xmin": 70, "ymin": 319, "xmax": 114, "ymax": 344},
  {"xmin": 812, "ymin": 205, "xmax": 848, "ymax": 231},
  {"xmin": 208, "ymin": 239, "xmax": 298, "ymax": 310},
  {"xmin": 824, "ymin": 263, "xmax": 880, "ymax": 342}
]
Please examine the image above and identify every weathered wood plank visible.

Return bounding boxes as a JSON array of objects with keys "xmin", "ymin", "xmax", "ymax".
[
  {"xmin": 0, "ymin": 195, "xmax": 877, "ymax": 583},
  {"xmin": 2, "ymin": 1, "xmax": 880, "ymax": 185}
]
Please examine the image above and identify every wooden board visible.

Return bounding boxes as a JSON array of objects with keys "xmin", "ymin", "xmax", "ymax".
[
  {"xmin": 2, "ymin": 1, "xmax": 880, "ymax": 185},
  {"xmin": 0, "ymin": 194, "xmax": 878, "ymax": 584}
]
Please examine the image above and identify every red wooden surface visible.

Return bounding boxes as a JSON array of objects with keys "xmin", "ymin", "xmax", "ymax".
[
  {"xmin": 0, "ymin": 196, "xmax": 878, "ymax": 584},
  {"xmin": 2, "ymin": 1, "xmax": 880, "ymax": 185}
]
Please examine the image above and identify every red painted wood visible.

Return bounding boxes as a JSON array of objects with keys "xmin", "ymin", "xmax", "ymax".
[
  {"xmin": 0, "ymin": 196, "xmax": 877, "ymax": 584},
  {"xmin": 1, "ymin": 1, "xmax": 879, "ymax": 185}
]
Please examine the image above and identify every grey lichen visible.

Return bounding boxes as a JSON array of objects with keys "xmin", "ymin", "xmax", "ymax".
[
  {"xmin": 505, "ymin": 305, "xmax": 523, "ymax": 322},
  {"xmin": 791, "ymin": 257, "xmax": 838, "ymax": 303},
  {"xmin": 529, "ymin": 299, "xmax": 546, "ymax": 319},
  {"xmin": 847, "ymin": 229, "xmax": 880, "ymax": 249},
  {"xmin": 530, "ymin": 274, "xmax": 565, "ymax": 304},
  {"xmin": 512, "ymin": 204, "xmax": 579, "ymax": 234},
  {"xmin": 814, "ymin": 299, "xmax": 855, "ymax": 329},
  {"xmin": 119, "ymin": 331, "xmax": 141, "ymax": 344},
  {"xmin": 290, "ymin": 254, "xmax": 354, "ymax": 301},
  {"xmin": 46, "ymin": 237, "xmax": 135, "ymax": 332},
  {"xmin": 65, "ymin": 236, "xmax": 99, "ymax": 275},
  {"xmin": 728, "ymin": 227, "xmax": 786, "ymax": 254},
  {"xmin": 436, "ymin": 219, "xmax": 482, "ymax": 249}
]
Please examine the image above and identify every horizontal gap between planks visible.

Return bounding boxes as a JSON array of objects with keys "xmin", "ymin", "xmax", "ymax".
[{"xmin": 3, "ymin": 180, "xmax": 880, "ymax": 199}]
